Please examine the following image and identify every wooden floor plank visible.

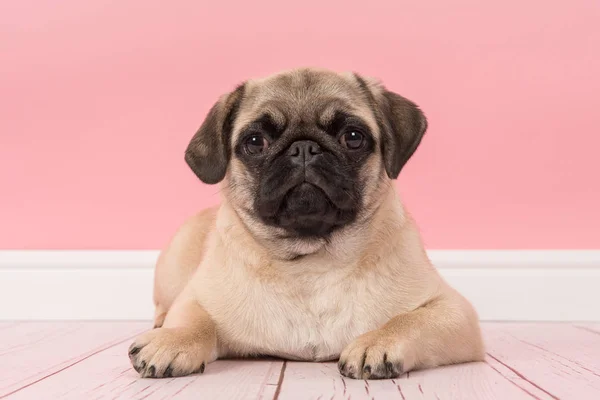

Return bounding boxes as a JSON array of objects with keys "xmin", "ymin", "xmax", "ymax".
[
  {"xmin": 4, "ymin": 322, "xmax": 600, "ymax": 399},
  {"xmin": 6, "ymin": 340, "xmax": 284, "ymax": 400},
  {"xmin": 277, "ymin": 361, "xmax": 536, "ymax": 400},
  {"xmin": 484, "ymin": 323, "xmax": 600, "ymax": 399},
  {"xmin": 0, "ymin": 322, "xmax": 20, "ymax": 331},
  {"xmin": 0, "ymin": 321, "xmax": 67, "ymax": 354},
  {"xmin": 0, "ymin": 321, "xmax": 147, "ymax": 398}
]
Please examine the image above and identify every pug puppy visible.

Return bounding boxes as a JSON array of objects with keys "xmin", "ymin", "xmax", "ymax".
[{"xmin": 128, "ymin": 68, "xmax": 484, "ymax": 380}]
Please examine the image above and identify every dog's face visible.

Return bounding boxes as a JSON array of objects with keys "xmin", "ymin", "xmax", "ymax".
[{"xmin": 185, "ymin": 68, "xmax": 427, "ymax": 243}]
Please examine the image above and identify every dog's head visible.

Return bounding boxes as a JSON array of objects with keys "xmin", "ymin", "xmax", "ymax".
[{"xmin": 185, "ymin": 68, "xmax": 427, "ymax": 244}]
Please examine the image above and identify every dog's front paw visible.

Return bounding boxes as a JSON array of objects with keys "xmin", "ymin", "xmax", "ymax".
[
  {"xmin": 338, "ymin": 330, "xmax": 408, "ymax": 380},
  {"xmin": 128, "ymin": 327, "xmax": 216, "ymax": 378}
]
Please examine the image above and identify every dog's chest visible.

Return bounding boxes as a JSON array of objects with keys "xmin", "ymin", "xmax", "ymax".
[{"xmin": 207, "ymin": 267, "xmax": 390, "ymax": 361}]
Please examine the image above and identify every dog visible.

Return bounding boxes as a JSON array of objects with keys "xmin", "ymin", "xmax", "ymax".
[{"xmin": 128, "ymin": 68, "xmax": 484, "ymax": 380}]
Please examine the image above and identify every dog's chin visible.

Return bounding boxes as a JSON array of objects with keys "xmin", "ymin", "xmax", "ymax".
[{"xmin": 260, "ymin": 182, "xmax": 356, "ymax": 238}]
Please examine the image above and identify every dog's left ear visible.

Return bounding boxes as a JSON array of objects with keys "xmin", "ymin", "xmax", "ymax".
[
  {"xmin": 355, "ymin": 75, "xmax": 428, "ymax": 179},
  {"xmin": 184, "ymin": 84, "xmax": 245, "ymax": 184}
]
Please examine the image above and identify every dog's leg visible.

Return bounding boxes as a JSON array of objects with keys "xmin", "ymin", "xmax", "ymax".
[
  {"xmin": 338, "ymin": 292, "xmax": 485, "ymax": 380},
  {"xmin": 129, "ymin": 287, "xmax": 217, "ymax": 378},
  {"xmin": 152, "ymin": 303, "xmax": 167, "ymax": 329}
]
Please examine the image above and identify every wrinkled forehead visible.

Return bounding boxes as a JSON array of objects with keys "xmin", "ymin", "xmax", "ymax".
[{"xmin": 233, "ymin": 70, "xmax": 379, "ymax": 140}]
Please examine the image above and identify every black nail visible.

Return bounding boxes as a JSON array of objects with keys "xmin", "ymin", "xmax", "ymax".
[
  {"xmin": 385, "ymin": 361, "xmax": 395, "ymax": 374},
  {"xmin": 164, "ymin": 365, "xmax": 173, "ymax": 377},
  {"xmin": 129, "ymin": 346, "xmax": 141, "ymax": 356},
  {"xmin": 199, "ymin": 362, "xmax": 206, "ymax": 373},
  {"xmin": 148, "ymin": 365, "xmax": 156, "ymax": 378},
  {"xmin": 363, "ymin": 365, "xmax": 371, "ymax": 374}
]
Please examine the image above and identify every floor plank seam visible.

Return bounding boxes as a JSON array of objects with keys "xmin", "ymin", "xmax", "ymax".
[
  {"xmin": 171, "ymin": 376, "xmax": 198, "ymax": 397},
  {"xmin": 485, "ymin": 360, "xmax": 542, "ymax": 399},
  {"xmin": 272, "ymin": 361, "xmax": 287, "ymax": 400},
  {"xmin": 486, "ymin": 353, "xmax": 559, "ymax": 400},
  {"xmin": 515, "ymin": 336, "xmax": 600, "ymax": 379},
  {"xmin": 0, "ymin": 329, "xmax": 144, "ymax": 399},
  {"xmin": 574, "ymin": 325, "xmax": 600, "ymax": 336},
  {"xmin": 256, "ymin": 361, "xmax": 285, "ymax": 399}
]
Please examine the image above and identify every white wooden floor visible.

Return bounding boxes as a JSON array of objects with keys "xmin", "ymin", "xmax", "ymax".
[{"xmin": 1, "ymin": 322, "xmax": 599, "ymax": 399}]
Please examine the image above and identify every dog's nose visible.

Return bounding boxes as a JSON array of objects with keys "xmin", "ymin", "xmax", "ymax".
[{"xmin": 287, "ymin": 140, "xmax": 322, "ymax": 166}]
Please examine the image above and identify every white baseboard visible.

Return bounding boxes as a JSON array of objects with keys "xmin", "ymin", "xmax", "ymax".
[{"xmin": 1, "ymin": 250, "xmax": 599, "ymax": 321}]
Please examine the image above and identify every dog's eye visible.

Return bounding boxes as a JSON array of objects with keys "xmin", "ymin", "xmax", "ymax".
[
  {"xmin": 245, "ymin": 134, "xmax": 269, "ymax": 154},
  {"xmin": 340, "ymin": 131, "xmax": 364, "ymax": 150}
]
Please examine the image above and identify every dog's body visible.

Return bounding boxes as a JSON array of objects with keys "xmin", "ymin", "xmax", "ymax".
[{"xmin": 129, "ymin": 68, "xmax": 484, "ymax": 380}]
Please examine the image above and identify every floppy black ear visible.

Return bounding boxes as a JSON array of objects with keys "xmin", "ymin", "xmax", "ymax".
[
  {"xmin": 377, "ymin": 90, "xmax": 428, "ymax": 179},
  {"xmin": 184, "ymin": 84, "xmax": 245, "ymax": 184}
]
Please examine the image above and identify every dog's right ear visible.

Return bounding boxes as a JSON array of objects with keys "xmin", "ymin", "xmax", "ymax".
[
  {"xmin": 353, "ymin": 73, "xmax": 427, "ymax": 179},
  {"xmin": 184, "ymin": 84, "xmax": 245, "ymax": 184}
]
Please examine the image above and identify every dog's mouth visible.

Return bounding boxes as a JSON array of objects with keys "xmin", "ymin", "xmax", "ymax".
[
  {"xmin": 281, "ymin": 182, "xmax": 329, "ymax": 215},
  {"xmin": 257, "ymin": 178, "xmax": 357, "ymax": 237}
]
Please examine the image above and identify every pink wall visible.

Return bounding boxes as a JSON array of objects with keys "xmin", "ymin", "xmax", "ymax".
[{"xmin": 1, "ymin": 1, "xmax": 599, "ymax": 250}]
